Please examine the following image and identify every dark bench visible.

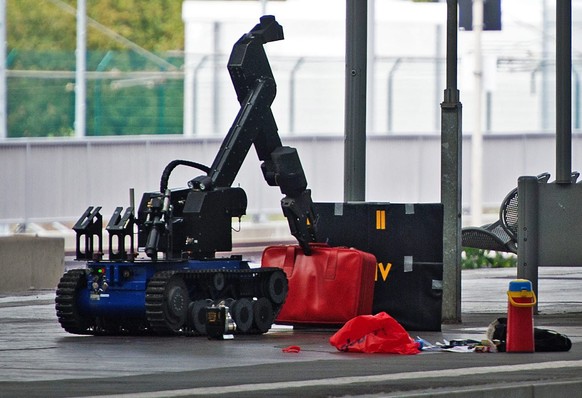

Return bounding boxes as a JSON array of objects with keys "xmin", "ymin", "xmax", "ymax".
[{"xmin": 462, "ymin": 172, "xmax": 551, "ymax": 254}]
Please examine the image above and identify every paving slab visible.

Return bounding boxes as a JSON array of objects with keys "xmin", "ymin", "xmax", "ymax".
[{"xmin": 1, "ymin": 267, "xmax": 581, "ymax": 398}]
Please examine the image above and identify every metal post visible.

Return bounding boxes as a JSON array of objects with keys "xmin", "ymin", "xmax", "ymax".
[
  {"xmin": 289, "ymin": 57, "xmax": 304, "ymax": 134},
  {"xmin": 192, "ymin": 56, "xmax": 208, "ymax": 136},
  {"xmin": 556, "ymin": 0, "xmax": 572, "ymax": 183},
  {"xmin": 94, "ymin": 51, "xmax": 113, "ymax": 136},
  {"xmin": 213, "ymin": 21, "xmax": 221, "ymax": 135},
  {"xmin": 344, "ymin": 0, "xmax": 367, "ymax": 202},
  {"xmin": 441, "ymin": 0, "xmax": 463, "ymax": 323},
  {"xmin": 517, "ymin": 176, "xmax": 539, "ymax": 314},
  {"xmin": 183, "ymin": 27, "xmax": 195, "ymax": 137},
  {"xmin": 574, "ymin": 67, "xmax": 580, "ymax": 130},
  {"xmin": 157, "ymin": 76, "xmax": 166, "ymax": 134},
  {"xmin": 471, "ymin": 0, "xmax": 484, "ymax": 226},
  {"xmin": 486, "ymin": 91, "xmax": 492, "ymax": 131},
  {"xmin": 0, "ymin": 0, "xmax": 6, "ymax": 139},
  {"xmin": 541, "ymin": 0, "xmax": 551, "ymax": 131},
  {"xmin": 387, "ymin": 59, "xmax": 401, "ymax": 134},
  {"xmin": 75, "ymin": 0, "xmax": 87, "ymax": 138},
  {"xmin": 435, "ymin": 24, "xmax": 443, "ymax": 133},
  {"xmin": 367, "ymin": 0, "xmax": 375, "ymax": 134}
]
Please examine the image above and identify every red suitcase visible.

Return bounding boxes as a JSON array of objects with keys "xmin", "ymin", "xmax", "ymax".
[{"xmin": 261, "ymin": 243, "xmax": 376, "ymax": 325}]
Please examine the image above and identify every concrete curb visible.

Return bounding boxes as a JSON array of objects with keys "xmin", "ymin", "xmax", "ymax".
[{"xmin": 390, "ymin": 378, "xmax": 582, "ymax": 398}]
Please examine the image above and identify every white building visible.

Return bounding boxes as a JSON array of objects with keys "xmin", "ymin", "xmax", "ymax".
[{"xmin": 182, "ymin": 0, "xmax": 582, "ymax": 137}]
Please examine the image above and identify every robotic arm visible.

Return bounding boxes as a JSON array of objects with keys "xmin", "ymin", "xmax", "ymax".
[
  {"xmin": 139, "ymin": 16, "xmax": 317, "ymax": 259},
  {"xmin": 188, "ymin": 16, "xmax": 318, "ymax": 254}
]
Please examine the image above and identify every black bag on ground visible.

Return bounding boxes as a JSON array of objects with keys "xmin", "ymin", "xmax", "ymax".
[{"xmin": 487, "ymin": 317, "xmax": 572, "ymax": 352}]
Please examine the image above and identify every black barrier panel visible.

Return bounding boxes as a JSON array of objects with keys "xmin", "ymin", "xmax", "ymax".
[{"xmin": 314, "ymin": 202, "xmax": 444, "ymax": 331}]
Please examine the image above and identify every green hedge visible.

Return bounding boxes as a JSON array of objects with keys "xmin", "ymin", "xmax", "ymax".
[{"xmin": 461, "ymin": 248, "xmax": 517, "ymax": 269}]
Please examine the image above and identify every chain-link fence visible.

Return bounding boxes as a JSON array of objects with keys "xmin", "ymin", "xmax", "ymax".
[
  {"xmin": 7, "ymin": 50, "xmax": 184, "ymax": 137},
  {"xmin": 5, "ymin": 49, "xmax": 582, "ymax": 138}
]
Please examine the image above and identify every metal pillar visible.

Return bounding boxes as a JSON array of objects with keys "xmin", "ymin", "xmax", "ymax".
[
  {"xmin": 387, "ymin": 59, "xmax": 401, "ymax": 134},
  {"xmin": 0, "ymin": 0, "xmax": 6, "ymax": 139},
  {"xmin": 517, "ymin": 176, "xmax": 540, "ymax": 313},
  {"xmin": 366, "ymin": 0, "xmax": 375, "ymax": 134},
  {"xmin": 471, "ymin": 0, "xmax": 484, "ymax": 227},
  {"xmin": 344, "ymin": 0, "xmax": 367, "ymax": 202},
  {"xmin": 289, "ymin": 57, "xmax": 305, "ymax": 135},
  {"xmin": 556, "ymin": 0, "xmax": 572, "ymax": 183},
  {"xmin": 516, "ymin": 0, "xmax": 575, "ymax": 314},
  {"xmin": 183, "ymin": 23, "xmax": 195, "ymax": 137},
  {"xmin": 213, "ymin": 21, "xmax": 221, "ymax": 135},
  {"xmin": 441, "ymin": 0, "xmax": 463, "ymax": 323},
  {"xmin": 541, "ymin": 0, "xmax": 551, "ymax": 131},
  {"xmin": 435, "ymin": 24, "xmax": 443, "ymax": 133},
  {"xmin": 75, "ymin": 0, "xmax": 87, "ymax": 138}
]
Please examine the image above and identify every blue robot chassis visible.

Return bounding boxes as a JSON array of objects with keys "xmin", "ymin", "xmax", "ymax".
[{"xmin": 56, "ymin": 258, "xmax": 287, "ymax": 336}]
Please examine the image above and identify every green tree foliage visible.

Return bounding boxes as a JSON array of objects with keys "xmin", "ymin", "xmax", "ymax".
[
  {"xmin": 87, "ymin": 0, "xmax": 184, "ymax": 51},
  {"xmin": 7, "ymin": 0, "xmax": 77, "ymax": 51},
  {"xmin": 7, "ymin": 0, "xmax": 184, "ymax": 51},
  {"xmin": 6, "ymin": 0, "xmax": 185, "ymax": 137}
]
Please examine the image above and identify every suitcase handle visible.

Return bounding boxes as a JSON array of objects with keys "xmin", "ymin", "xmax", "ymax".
[
  {"xmin": 283, "ymin": 246, "xmax": 297, "ymax": 276},
  {"xmin": 283, "ymin": 243, "xmax": 329, "ymax": 272},
  {"xmin": 282, "ymin": 244, "xmax": 338, "ymax": 280}
]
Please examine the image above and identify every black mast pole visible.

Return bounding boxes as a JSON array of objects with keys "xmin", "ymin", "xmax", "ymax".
[{"xmin": 556, "ymin": 0, "xmax": 572, "ymax": 184}]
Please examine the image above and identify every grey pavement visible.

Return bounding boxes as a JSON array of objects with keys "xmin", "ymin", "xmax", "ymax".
[{"xmin": 1, "ymin": 266, "xmax": 582, "ymax": 398}]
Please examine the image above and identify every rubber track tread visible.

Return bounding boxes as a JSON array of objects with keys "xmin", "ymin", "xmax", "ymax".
[
  {"xmin": 55, "ymin": 269, "xmax": 94, "ymax": 335},
  {"xmin": 145, "ymin": 268, "xmax": 285, "ymax": 336},
  {"xmin": 145, "ymin": 270, "xmax": 178, "ymax": 335}
]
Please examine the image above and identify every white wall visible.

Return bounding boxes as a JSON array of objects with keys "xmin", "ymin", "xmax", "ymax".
[{"xmin": 1, "ymin": 133, "xmax": 579, "ymax": 227}]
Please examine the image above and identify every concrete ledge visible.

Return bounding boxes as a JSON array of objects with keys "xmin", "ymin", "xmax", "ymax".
[{"xmin": 0, "ymin": 235, "xmax": 64, "ymax": 293}]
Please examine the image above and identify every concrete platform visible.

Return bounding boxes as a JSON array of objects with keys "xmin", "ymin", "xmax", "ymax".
[{"xmin": 0, "ymin": 266, "xmax": 581, "ymax": 398}]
